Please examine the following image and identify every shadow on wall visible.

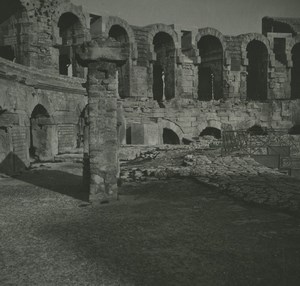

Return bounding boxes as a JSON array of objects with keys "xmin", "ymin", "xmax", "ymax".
[{"xmin": 0, "ymin": 152, "xmax": 27, "ymax": 176}]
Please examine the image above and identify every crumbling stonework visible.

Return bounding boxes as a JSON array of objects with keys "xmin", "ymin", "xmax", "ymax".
[
  {"xmin": 120, "ymin": 148, "xmax": 300, "ymax": 212},
  {"xmin": 1, "ymin": 0, "xmax": 300, "ymax": 199},
  {"xmin": 0, "ymin": 56, "xmax": 86, "ymax": 174}
]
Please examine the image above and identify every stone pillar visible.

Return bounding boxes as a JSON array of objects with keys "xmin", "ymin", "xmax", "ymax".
[
  {"xmin": 78, "ymin": 40, "xmax": 126, "ymax": 202},
  {"xmin": 87, "ymin": 61, "xmax": 119, "ymax": 201}
]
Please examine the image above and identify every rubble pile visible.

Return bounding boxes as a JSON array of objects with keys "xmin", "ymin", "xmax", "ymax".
[{"xmin": 121, "ymin": 150, "xmax": 300, "ymax": 212}]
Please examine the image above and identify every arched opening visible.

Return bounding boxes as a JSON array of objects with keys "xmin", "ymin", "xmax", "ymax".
[
  {"xmin": 0, "ymin": 107, "xmax": 10, "ymax": 169},
  {"xmin": 197, "ymin": 36, "xmax": 223, "ymax": 101},
  {"xmin": 109, "ymin": 25, "xmax": 129, "ymax": 43},
  {"xmin": 247, "ymin": 125, "xmax": 268, "ymax": 136},
  {"xmin": 0, "ymin": 46, "xmax": 15, "ymax": 61},
  {"xmin": 163, "ymin": 128, "xmax": 180, "ymax": 145},
  {"xmin": 153, "ymin": 32, "xmax": 176, "ymax": 102},
  {"xmin": 109, "ymin": 25, "xmax": 130, "ymax": 99},
  {"xmin": 58, "ymin": 12, "xmax": 84, "ymax": 77},
  {"xmin": 288, "ymin": 125, "xmax": 300, "ymax": 135},
  {"xmin": 76, "ymin": 108, "xmax": 87, "ymax": 149},
  {"xmin": 291, "ymin": 43, "xmax": 300, "ymax": 99},
  {"xmin": 246, "ymin": 40, "xmax": 268, "ymax": 101},
  {"xmin": 0, "ymin": 0, "xmax": 25, "ymax": 63},
  {"xmin": 126, "ymin": 127, "xmax": 132, "ymax": 144},
  {"xmin": 30, "ymin": 105, "xmax": 54, "ymax": 162},
  {"xmin": 200, "ymin": 127, "xmax": 221, "ymax": 139}
]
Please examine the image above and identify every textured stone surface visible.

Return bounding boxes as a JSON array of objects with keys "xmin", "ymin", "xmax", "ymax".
[
  {"xmin": 120, "ymin": 148, "xmax": 300, "ymax": 213},
  {"xmin": 79, "ymin": 39, "xmax": 125, "ymax": 201},
  {"xmin": 1, "ymin": 0, "xmax": 300, "ymax": 201}
]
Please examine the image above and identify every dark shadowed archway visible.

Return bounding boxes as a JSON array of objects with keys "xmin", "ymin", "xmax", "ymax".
[
  {"xmin": 0, "ymin": 108, "xmax": 11, "ymax": 171},
  {"xmin": 58, "ymin": 12, "xmax": 84, "ymax": 77},
  {"xmin": 109, "ymin": 25, "xmax": 130, "ymax": 99},
  {"xmin": 200, "ymin": 127, "xmax": 221, "ymax": 139},
  {"xmin": 247, "ymin": 125, "xmax": 268, "ymax": 136},
  {"xmin": 0, "ymin": 0, "xmax": 26, "ymax": 63},
  {"xmin": 289, "ymin": 124, "xmax": 300, "ymax": 135},
  {"xmin": 153, "ymin": 32, "xmax": 176, "ymax": 102},
  {"xmin": 30, "ymin": 105, "xmax": 55, "ymax": 162},
  {"xmin": 197, "ymin": 36, "xmax": 223, "ymax": 101},
  {"xmin": 291, "ymin": 43, "xmax": 300, "ymax": 99},
  {"xmin": 163, "ymin": 128, "xmax": 180, "ymax": 145},
  {"xmin": 76, "ymin": 107, "xmax": 87, "ymax": 149},
  {"xmin": 246, "ymin": 40, "xmax": 268, "ymax": 101}
]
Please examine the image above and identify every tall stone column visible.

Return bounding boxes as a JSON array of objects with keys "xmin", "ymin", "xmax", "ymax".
[{"xmin": 78, "ymin": 40, "xmax": 126, "ymax": 202}]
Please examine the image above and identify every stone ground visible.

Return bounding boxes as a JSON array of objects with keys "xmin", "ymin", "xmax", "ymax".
[
  {"xmin": 121, "ymin": 147, "xmax": 300, "ymax": 212},
  {"xmin": 1, "ymin": 162, "xmax": 300, "ymax": 285}
]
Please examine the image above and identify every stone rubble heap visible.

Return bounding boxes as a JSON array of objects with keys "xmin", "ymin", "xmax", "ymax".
[{"xmin": 121, "ymin": 152, "xmax": 300, "ymax": 213}]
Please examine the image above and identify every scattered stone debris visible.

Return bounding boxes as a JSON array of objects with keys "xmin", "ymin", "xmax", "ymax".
[{"xmin": 121, "ymin": 148, "xmax": 300, "ymax": 213}]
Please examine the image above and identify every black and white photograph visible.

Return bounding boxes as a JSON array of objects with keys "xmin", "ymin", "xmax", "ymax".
[{"xmin": 0, "ymin": 0, "xmax": 300, "ymax": 285}]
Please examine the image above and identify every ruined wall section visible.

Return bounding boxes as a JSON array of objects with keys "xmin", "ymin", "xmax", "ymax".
[
  {"xmin": 130, "ymin": 24, "xmax": 182, "ymax": 100},
  {"xmin": 178, "ymin": 30, "xmax": 200, "ymax": 100},
  {"xmin": 131, "ymin": 26, "xmax": 153, "ymax": 98},
  {"xmin": 0, "ymin": 0, "xmax": 90, "ymax": 74},
  {"xmin": 122, "ymin": 98, "xmax": 300, "ymax": 144},
  {"xmin": 224, "ymin": 36, "xmax": 244, "ymax": 99},
  {"xmin": 266, "ymin": 33, "xmax": 292, "ymax": 99},
  {"xmin": 178, "ymin": 60, "xmax": 198, "ymax": 99},
  {"xmin": 0, "ymin": 57, "xmax": 87, "ymax": 173},
  {"xmin": 0, "ymin": 1, "xmax": 32, "ymax": 66},
  {"xmin": 122, "ymin": 23, "xmax": 300, "ymax": 144},
  {"xmin": 132, "ymin": 26, "xmax": 149, "ymax": 67}
]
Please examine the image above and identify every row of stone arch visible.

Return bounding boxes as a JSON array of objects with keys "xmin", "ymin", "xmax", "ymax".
[
  {"xmin": 1, "ymin": 0, "xmax": 300, "ymax": 101},
  {"xmin": 40, "ymin": 11, "xmax": 300, "ymax": 101}
]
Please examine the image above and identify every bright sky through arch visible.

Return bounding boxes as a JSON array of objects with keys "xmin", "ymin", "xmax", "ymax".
[{"xmin": 71, "ymin": 0, "xmax": 300, "ymax": 35}]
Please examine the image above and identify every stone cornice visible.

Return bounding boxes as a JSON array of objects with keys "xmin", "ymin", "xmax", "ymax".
[{"xmin": 0, "ymin": 58, "xmax": 87, "ymax": 95}]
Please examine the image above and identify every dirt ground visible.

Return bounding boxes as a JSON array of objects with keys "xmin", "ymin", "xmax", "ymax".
[{"xmin": 1, "ymin": 162, "xmax": 300, "ymax": 286}]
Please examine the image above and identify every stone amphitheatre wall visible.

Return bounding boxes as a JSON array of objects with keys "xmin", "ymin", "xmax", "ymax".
[{"xmin": 1, "ymin": 0, "xmax": 300, "ymax": 175}]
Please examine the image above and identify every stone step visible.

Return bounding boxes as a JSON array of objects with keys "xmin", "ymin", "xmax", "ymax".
[{"xmin": 54, "ymin": 153, "xmax": 83, "ymax": 163}]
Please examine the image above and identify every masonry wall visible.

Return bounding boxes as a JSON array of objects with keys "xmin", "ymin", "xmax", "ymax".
[
  {"xmin": 0, "ymin": 57, "xmax": 87, "ymax": 172},
  {"xmin": 1, "ymin": 0, "xmax": 300, "ymax": 168},
  {"xmin": 0, "ymin": 0, "xmax": 90, "ymax": 74},
  {"xmin": 122, "ymin": 97, "xmax": 300, "ymax": 143}
]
